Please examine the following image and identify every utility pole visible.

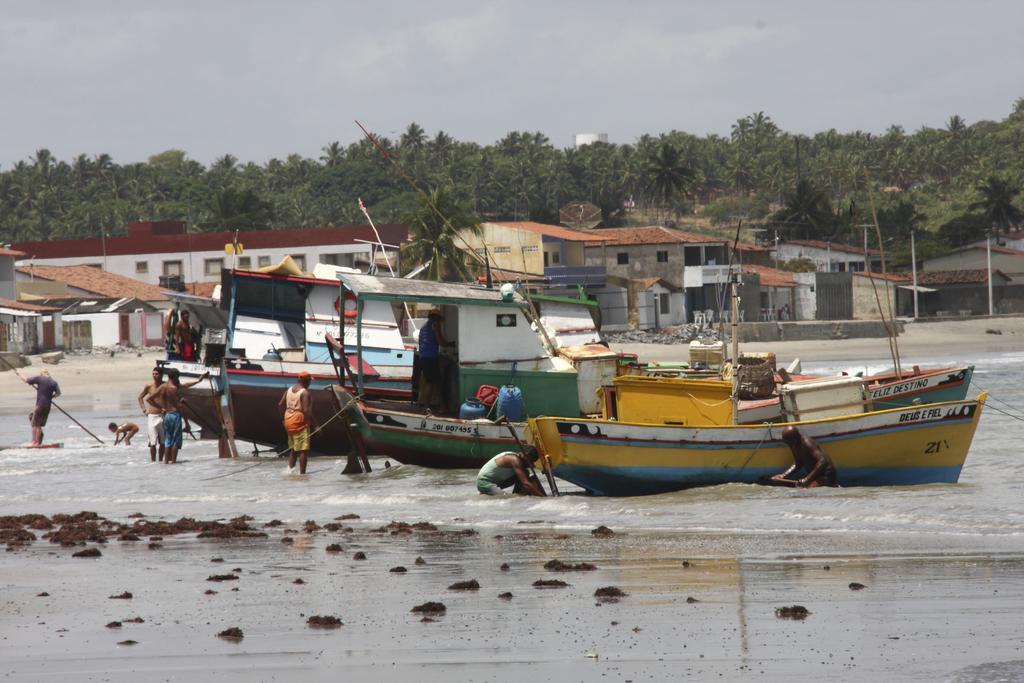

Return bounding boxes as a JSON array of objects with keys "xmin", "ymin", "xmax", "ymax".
[
  {"xmin": 910, "ymin": 228, "xmax": 919, "ymax": 320},
  {"xmin": 987, "ymin": 229, "xmax": 994, "ymax": 316},
  {"xmin": 862, "ymin": 225, "xmax": 869, "ymax": 272},
  {"xmin": 826, "ymin": 240, "xmax": 832, "ymax": 272}
]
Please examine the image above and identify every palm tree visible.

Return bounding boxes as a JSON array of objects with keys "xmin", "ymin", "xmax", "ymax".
[
  {"xmin": 198, "ymin": 187, "xmax": 274, "ymax": 231},
  {"xmin": 320, "ymin": 142, "xmax": 343, "ymax": 168},
  {"xmin": 400, "ymin": 123, "xmax": 427, "ymax": 150},
  {"xmin": 642, "ymin": 142, "xmax": 695, "ymax": 219},
  {"xmin": 969, "ymin": 176, "xmax": 1023, "ymax": 237},
  {"xmin": 401, "ymin": 187, "xmax": 481, "ymax": 281},
  {"xmin": 772, "ymin": 179, "xmax": 833, "ymax": 239}
]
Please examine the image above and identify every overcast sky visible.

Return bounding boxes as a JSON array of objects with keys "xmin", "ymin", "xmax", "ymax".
[{"xmin": 2, "ymin": 1, "xmax": 1022, "ymax": 166}]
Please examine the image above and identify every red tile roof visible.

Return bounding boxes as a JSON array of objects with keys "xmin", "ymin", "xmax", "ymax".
[
  {"xmin": 915, "ymin": 269, "xmax": 1010, "ymax": 285},
  {"xmin": 735, "ymin": 242, "xmax": 770, "ymax": 253},
  {"xmin": 0, "ymin": 247, "xmax": 26, "ymax": 258},
  {"xmin": 742, "ymin": 264, "xmax": 797, "ymax": 288},
  {"xmin": 184, "ymin": 281, "xmax": 220, "ymax": 298},
  {"xmin": 588, "ymin": 226, "xmax": 724, "ymax": 246},
  {"xmin": 853, "ymin": 271, "xmax": 910, "ymax": 282},
  {"xmin": 10, "ymin": 222, "xmax": 408, "ymax": 260},
  {"xmin": 636, "ymin": 277, "xmax": 681, "ymax": 292},
  {"xmin": 16, "ymin": 265, "xmax": 169, "ymax": 301},
  {"xmin": 784, "ymin": 239, "xmax": 881, "ymax": 257},
  {"xmin": 489, "ymin": 221, "xmax": 609, "ymax": 242},
  {"xmin": 0, "ymin": 297, "xmax": 60, "ymax": 312}
]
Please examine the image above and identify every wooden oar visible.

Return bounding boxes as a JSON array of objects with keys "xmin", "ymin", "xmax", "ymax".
[{"xmin": 0, "ymin": 354, "xmax": 105, "ymax": 445}]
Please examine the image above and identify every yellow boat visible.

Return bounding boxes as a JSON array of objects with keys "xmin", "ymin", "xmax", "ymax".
[{"xmin": 530, "ymin": 393, "xmax": 987, "ymax": 496}]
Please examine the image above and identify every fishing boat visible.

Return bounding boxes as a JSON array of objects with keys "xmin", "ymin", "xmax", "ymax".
[
  {"xmin": 160, "ymin": 266, "xmax": 414, "ymax": 454},
  {"xmin": 529, "ymin": 393, "xmax": 987, "ymax": 495},
  {"xmin": 333, "ymin": 274, "xmax": 630, "ymax": 468}
]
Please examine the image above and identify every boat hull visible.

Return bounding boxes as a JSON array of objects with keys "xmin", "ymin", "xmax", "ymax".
[
  {"xmin": 532, "ymin": 395, "xmax": 986, "ymax": 496},
  {"xmin": 340, "ymin": 391, "xmax": 528, "ymax": 469}
]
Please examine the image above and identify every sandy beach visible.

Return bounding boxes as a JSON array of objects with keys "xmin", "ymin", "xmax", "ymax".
[{"xmin": 1, "ymin": 318, "xmax": 1023, "ymax": 681}]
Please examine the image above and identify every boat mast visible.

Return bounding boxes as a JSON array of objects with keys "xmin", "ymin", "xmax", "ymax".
[{"xmin": 730, "ymin": 272, "xmax": 740, "ymax": 424}]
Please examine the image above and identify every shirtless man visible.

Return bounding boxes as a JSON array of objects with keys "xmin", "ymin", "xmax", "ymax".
[
  {"xmin": 770, "ymin": 426, "xmax": 838, "ymax": 488},
  {"xmin": 146, "ymin": 368, "xmax": 209, "ymax": 464},
  {"xmin": 139, "ymin": 367, "xmax": 167, "ymax": 462},
  {"xmin": 176, "ymin": 310, "xmax": 197, "ymax": 362},
  {"xmin": 108, "ymin": 422, "xmax": 140, "ymax": 446}
]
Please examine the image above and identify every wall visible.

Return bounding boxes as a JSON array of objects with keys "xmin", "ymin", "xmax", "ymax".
[
  {"xmin": 647, "ymin": 284, "xmax": 684, "ymax": 326},
  {"xmin": 63, "ymin": 313, "xmax": 120, "ymax": 346},
  {"xmin": 852, "ymin": 277, "xmax": 898, "ymax": 320},
  {"xmin": 592, "ymin": 285, "xmax": 629, "ymax": 331},
  {"xmin": 793, "ymin": 273, "xmax": 816, "ymax": 321},
  {"xmin": 585, "ymin": 243, "xmax": 686, "ymax": 288},
  {"xmin": 0, "ymin": 256, "xmax": 15, "ymax": 299},
  {"xmin": 461, "ymin": 224, "xmax": 544, "ymax": 274},
  {"xmin": 922, "ymin": 250, "xmax": 1024, "ymax": 277}
]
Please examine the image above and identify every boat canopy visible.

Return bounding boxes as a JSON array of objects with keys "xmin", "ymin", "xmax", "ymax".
[{"xmin": 337, "ymin": 273, "xmax": 526, "ymax": 309}]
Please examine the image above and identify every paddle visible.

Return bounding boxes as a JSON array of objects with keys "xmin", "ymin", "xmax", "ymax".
[{"xmin": 0, "ymin": 354, "xmax": 105, "ymax": 445}]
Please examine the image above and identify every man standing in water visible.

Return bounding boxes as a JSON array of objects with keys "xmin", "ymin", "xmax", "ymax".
[
  {"xmin": 476, "ymin": 448, "xmax": 546, "ymax": 496},
  {"xmin": 770, "ymin": 426, "xmax": 838, "ymax": 488},
  {"xmin": 279, "ymin": 371, "xmax": 314, "ymax": 474},
  {"xmin": 23, "ymin": 369, "xmax": 60, "ymax": 446},
  {"xmin": 146, "ymin": 368, "xmax": 191, "ymax": 464},
  {"xmin": 139, "ymin": 367, "xmax": 167, "ymax": 462}
]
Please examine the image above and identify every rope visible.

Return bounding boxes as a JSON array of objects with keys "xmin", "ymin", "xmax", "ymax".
[
  {"xmin": 970, "ymin": 379, "xmax": 1024, "ymax": 418},
  {"xmin": 737, "ymin": 423, "xmax": 775, "ymax": 474}
]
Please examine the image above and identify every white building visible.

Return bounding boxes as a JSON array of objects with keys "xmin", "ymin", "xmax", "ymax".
[
  {"xmin": 773, "ymin": 239, "xmax": 881, "ymax": 273},
  {"xmin": 575, "ymin": 133, "xmax": 609, "ymax": 148},
  {"xmin": 12, "ymin": 221, "xmax": 408, "ymax": 287}
]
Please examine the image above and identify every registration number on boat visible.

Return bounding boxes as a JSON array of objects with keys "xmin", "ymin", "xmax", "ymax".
[{"xmin": 428, "ymin": 423, "xmax": 475, "ymax": 434}]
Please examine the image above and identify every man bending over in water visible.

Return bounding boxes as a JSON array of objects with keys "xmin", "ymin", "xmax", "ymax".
[
  {"xmin": 108, "ymin": 422, "xmax": 140, "ymax": 446},
  {"xmin": 770, "ymin": 426, "xmax": 838, "ymax": 488},
  {"xmin": 476, "ymin": 447, "xmax": 546, "ymax": 496}
]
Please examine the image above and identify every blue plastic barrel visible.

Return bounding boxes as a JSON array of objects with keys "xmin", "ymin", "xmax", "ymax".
[
  {"xmin": 459, "ymin": 397, "xmax": 487, "ymax": 420},
  {"xmin": 496, "ymin": 384, "xmax": 523, "ymax": 421}
]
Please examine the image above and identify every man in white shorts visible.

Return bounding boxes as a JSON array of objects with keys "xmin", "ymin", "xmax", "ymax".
[{"xmin": 138, "ymin": 367, "xmax": 166, "ymax": 462}]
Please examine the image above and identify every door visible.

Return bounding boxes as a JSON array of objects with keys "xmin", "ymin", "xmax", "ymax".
[
  {"xmin": 42, "ymin": 320, "xmax": 55, "ymax": 350},
  {"xmin": 119, "ymin": 313, "xmax": 131, "ymax": 345}
]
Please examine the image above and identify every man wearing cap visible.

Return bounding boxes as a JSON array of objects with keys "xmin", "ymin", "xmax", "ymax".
[
  {"xmin": 417, "ymin": 307, "xmax": 450, "ymax": 412},
  {"xmin": 279, "ymin": 371, "xmax": 314, "ymax": 474},
  {"xmin": 23, "ymin": 368, "xmax": 61, "ymax": 446}
]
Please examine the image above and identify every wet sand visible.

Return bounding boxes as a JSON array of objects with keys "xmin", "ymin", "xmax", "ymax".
[
  {"xmin": 612, "ymin": 316, "xmax": 1024, "ymax": 364},
  {"xmin": 4, "ymin": 513, "xmax": 1024, "ymax": 682}
]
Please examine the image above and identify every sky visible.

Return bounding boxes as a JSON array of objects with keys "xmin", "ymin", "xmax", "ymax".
[{"xmin": 2, "ymin": 0, "xmax": 1023, "ymax": 166}]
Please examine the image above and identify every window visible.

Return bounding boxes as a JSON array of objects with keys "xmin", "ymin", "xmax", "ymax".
[
  {"xmin": 257, "ymin": 255, "xmax": 271, "ymax": 268},
  {"xmin": 493, "ymin": 246, "xmax": 511, "ymax": 254},
  {"xmin": 521, "ymin": 245, "xmax": 539, "ymax": 253},
  {"xmin": 473, "ymin": 247, "xmax": 487, "ymax": 256},
  {"xmin": 657, "ymin": 250, "xmax": 669, "ymax": 263},
  {"xmin": 237, "ymin": 256, "xmax": 251, "ymax": 269},
  {"xmin": 162, "ymin": 260, "xmax": 183, "ymax": 277},
  {"xmin": 616, "ymin": 252, "xmax": 629, "ymax": 265},
  {"xmin": 204, "ymin": 258, "xmax": 224, "ymax": 276},
  {"xmin": 290, "ymin": 254, "xmax": 307, "ymax": 271},
  {"xmin": 543, "ymin": 252, "xmax": 549, "ymax": 267},
  {"xmin": 321, "ymin": 253, "xmax": 354, "ymax": 267},
  {"xmin": 552, "ymin": 251, "xmax": 560, "ymax": 264},
  {"xmin": 135, "ymin": 261, "xmax": 148, "ymax": 274},
  {"xmin": 659, "ymin": 293, "xmax": 670, "ymax": 315}
]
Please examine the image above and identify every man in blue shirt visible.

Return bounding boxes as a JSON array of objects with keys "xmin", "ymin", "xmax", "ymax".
[
  {"xmin": 417, "ymin": 308, "xmax": 450, "ymax": 412},
  {"xmin": 23, "ymin": 369, "xmax": 61, "ymax": 446}
]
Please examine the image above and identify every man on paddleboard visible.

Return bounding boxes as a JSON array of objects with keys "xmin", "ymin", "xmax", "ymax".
[{"xmin": 23, "ymin": 369, "xmax": 60, "ymax": 446}]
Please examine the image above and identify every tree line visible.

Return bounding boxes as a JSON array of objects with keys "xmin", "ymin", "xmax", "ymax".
[{"xmin": 2, "ymin": 100, "xmax": 1024, "ymax": 268}]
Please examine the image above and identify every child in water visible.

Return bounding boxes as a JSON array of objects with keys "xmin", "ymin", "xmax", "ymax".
[{"xmin": 108, "ymin": 422, "xmax": 140, "ymax": 446}]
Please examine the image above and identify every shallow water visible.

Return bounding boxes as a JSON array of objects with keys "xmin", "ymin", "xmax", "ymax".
[{"xmin": 2, "ymin": 352, "xmax": 1022, "ymax": 554}]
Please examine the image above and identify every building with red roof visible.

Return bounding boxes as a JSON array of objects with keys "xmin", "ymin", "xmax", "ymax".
[
  {"xmin": 11, "ymin": 220, "xmax": 408, "ymax": 288},
  {"xmin": 774, "ymin": 238, "xmax": 882, "ymax": 273}
]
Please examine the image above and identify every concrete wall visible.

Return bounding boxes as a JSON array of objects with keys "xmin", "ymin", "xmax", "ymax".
[
  {"xmin": 63, "ymin": 313, "xmax": 120, "ymax": 346},
  {"xmin": 593, "ymin": 285, "xmax": 630, "ymax": 331},
  {"xmin": 852, "ymin": 277, "xmax": 898, "ymax": 320},
  {"xmin": 585, "ymin": 243, "xmax": 686, "ymax": 288},
  {"xmin": 737, "ymin": 319, "xmax": 903, "ymax": 343},
  {"xmin": 462, "ymin": 224, "xmax": 544, "ymax": 274},
  {"xmin": 647, "ymin": 284, "xmax": 685, "ymax": 326},
  {"xmin": 793, "ymin": 273, "xmax": 816, "ymax": 321}
]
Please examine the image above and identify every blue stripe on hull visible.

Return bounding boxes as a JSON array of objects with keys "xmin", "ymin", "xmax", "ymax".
[{"xmin": 555, "ymin": 464, "xmax": 965, "ymax": 497}]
